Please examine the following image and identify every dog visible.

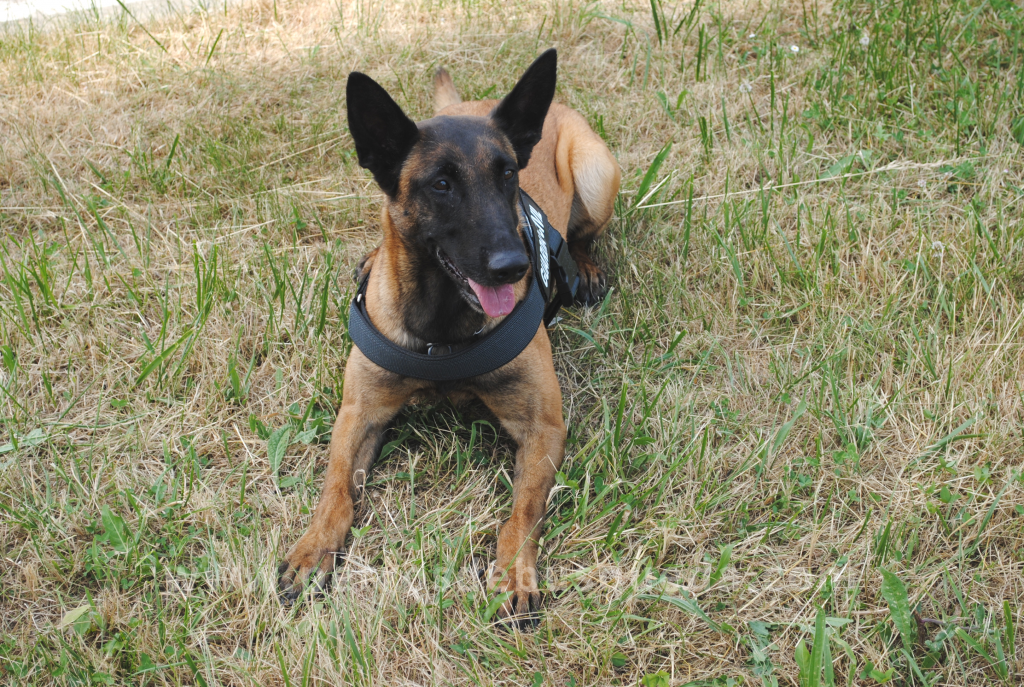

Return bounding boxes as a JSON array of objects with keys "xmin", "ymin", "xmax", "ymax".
[{"xmin": 277, "ymin": 49, "xmax": 620, "ymax": 624}]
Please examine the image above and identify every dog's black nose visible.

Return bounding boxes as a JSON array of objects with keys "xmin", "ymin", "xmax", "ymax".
[{"xmin": 487, "ymin": 251, "xmax": 530, "ymax": 284}]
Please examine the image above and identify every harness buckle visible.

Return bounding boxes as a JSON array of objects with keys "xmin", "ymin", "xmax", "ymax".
[{"xmin": 426, "ymin": 343, "xmax": 453, "ymax": 356}]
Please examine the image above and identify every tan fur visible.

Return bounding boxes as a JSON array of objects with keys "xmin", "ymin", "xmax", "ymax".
[{"xmin": 433, "ymin": 67, "xmax": 462, "ymax": 114}]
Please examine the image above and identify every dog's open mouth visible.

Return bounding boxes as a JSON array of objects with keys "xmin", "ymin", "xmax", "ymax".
[{"xmin": 436, "ymin": 248, "xmax": 516, "ymax": 318}]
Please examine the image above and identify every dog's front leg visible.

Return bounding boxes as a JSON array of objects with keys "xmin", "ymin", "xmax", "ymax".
[
  {"xmin": 277, "ymin": 353, "xmax": 411, "ymax": 601},
  {"xmin": 474, "ymin": 335, "xmax": 566, "ymax": 624},
  {"xmin": 490, "ymin": 423, "xmax": 564, "ymax": 623}
]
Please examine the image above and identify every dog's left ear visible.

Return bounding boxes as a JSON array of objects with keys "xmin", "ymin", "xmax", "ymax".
[{"xmin": 491, "ymin": 49, "xmax": 557, "ymax": 169}]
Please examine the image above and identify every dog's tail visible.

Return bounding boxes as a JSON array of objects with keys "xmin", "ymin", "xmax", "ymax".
[{"xmin": 433, "ymin": 67, "xmax": 461, "ymax": 114}]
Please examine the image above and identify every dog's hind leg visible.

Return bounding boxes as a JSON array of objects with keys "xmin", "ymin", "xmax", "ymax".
[
  {"xmin": 433, "ymin": 67, "xmax": 462, "ymax": 115},
  {"xmin": 557, "ymin": 115, "xmax": 621, "ymax": 305}
]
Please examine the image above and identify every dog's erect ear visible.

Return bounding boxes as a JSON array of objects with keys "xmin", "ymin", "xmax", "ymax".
[
  {"xmin": 491, "ymin": 49, "xmax": 557, "ymax": 169},
  {"xmin": 347, "ymin": 72, "xmax": 420, "ymax": 197}
]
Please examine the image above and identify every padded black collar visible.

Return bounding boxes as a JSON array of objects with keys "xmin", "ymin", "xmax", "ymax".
[{"xmin": 347, "ymin": 190, "xmax": 578, "ymax": 382}]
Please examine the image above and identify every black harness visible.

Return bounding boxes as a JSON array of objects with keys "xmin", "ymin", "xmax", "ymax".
[{"xmin": 348, "ymin": 190, "xmax": 579, "ymax": 382}]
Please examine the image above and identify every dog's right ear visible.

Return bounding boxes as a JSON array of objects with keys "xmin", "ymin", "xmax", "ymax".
[
  {"xmin": 491, "ymin": 49, "xmax": 557, "ymax": 169},
  {"xmin": 347, "ymin": 72, "xmax": 419, "ymax": 197}
]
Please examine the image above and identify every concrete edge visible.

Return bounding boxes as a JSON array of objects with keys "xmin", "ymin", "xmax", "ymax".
[{"xmin": 2, "ymin": 0, "xmax": 239, "ymax": 31}]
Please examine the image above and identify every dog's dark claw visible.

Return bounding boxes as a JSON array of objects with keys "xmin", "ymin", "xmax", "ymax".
[
  {"xmin": 491, "ymin": 588, "xmax": 545, "ymax": 630},
  {"xmin": 567, "ymin": 245, "xmax": 609, "ymax": 306},
  {"xmin": 276, "ymin": 557, "xmax": 335, "ymax": 606},
  {"xmin": 497, "ymin": 591, "xmax": 542, "ymax": 630},
  {"xmin": 277, "ymin": 561, "xmax": 301, "ymax": 604},
  {"xmin": 574, "ymin": 269, "xmax": 609, "ymax": 306}
]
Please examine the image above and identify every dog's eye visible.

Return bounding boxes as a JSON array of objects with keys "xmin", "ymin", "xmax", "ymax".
[
  {"xmin": 433, "ymin": 179, "xmax": 449, "ymax": 191},
  {"xmin": 503, "ymin": 169, "xmax": 515, "ymax": 181}
]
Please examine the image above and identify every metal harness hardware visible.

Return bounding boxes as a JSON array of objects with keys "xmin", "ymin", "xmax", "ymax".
[{"xmin": 347, "ymin": 190, "xmax": 579, "ymax": 382}]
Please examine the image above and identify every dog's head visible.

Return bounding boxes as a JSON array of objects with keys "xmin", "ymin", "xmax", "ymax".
[{"xmin": 346, "ymin": 50, "xmax": 557, "ymax": 317}]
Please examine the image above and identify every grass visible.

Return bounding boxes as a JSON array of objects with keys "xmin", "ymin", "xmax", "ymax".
[{"xmin": 1, "ymin": 0, "xmax": 1023, "ymax": 684}]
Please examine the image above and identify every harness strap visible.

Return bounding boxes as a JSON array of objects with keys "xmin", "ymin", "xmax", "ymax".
[
  {"xmin": 518, "ymin": 190, "xmax": 579, "ymax": 323},
  {"xmin": 347, "ymin": 190, "xmax": 577, "ymax": 382},
  {"xmin": 348, "ymin": 272, "xmax": 545, "ymax": 381}
]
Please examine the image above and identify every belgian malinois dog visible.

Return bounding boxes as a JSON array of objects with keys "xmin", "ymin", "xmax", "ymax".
[{"xmin": 277, "ymin": 49, "xmax": 620, "ymax": 624}]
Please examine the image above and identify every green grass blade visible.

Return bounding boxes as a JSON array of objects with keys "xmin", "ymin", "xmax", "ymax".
[
  {"xmin": 632, "ymin": 141, "xmax": 672, "ymax": 209},
  {"xmin": 133, "ymin": 330, "xmax": 189, "ymax": 389},
  {"xmin": 708, "ymin": 544, "xmax": 732, "ymax": 587},
  {"xmin": 1004, "ymin": 601, "xmax": 1016, "ymax": 662},
  {"xmin": 808, "ymin": 608, "xmax": 825, "ymax": 687}
]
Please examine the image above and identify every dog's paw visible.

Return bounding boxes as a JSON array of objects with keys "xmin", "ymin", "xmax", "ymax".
[
  {"xmin": 276, "ymin": 542, "xmax": 339, "ymax": 604},
  {"xmin": 573, "ymin": 260, "xmax": 608, "ymax": 306},
  {"xmin": 352, "ymin": 246, "xmax": 380, "ymax": 283},
  {"xmin": 568, "ymin": 243, "xmax": 608, "ymax": 306},
  {"xmin": 486, "ymin": 562, "xmax": 543, "ymax": 629}
]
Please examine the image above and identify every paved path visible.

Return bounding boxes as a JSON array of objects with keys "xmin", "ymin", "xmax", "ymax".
[{"xmin": 1, "ymin": 0, "xmax": 226, "ymax": 27}]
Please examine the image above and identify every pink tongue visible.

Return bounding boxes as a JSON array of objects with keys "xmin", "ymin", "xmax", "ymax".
[{"xmin": 467, "ymin": 279, "xmax": 516, "ymax": 317}]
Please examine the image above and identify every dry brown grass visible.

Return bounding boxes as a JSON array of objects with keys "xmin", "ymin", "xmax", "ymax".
[{"xmin": 2, "ymin": 0, "xmax": 1024, "ymax": 685}]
